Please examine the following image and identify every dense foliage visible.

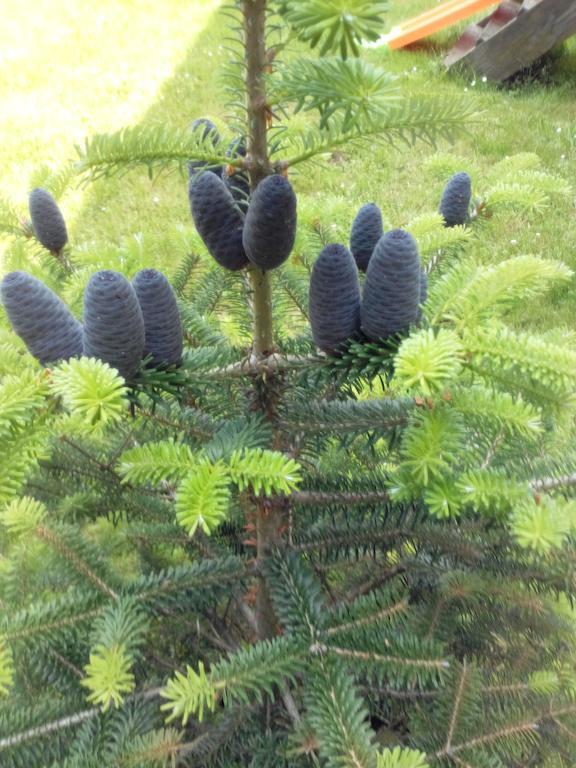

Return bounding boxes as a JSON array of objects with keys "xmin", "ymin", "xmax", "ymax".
[{"xmin": 1, "ymin": 2, "xmax": 576, "ymax": 767}]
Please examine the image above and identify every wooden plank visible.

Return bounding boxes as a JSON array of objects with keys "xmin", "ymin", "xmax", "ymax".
[
  {"xmin": 382, "ymin": 0, "xmax": 499, "ymax": 49},
  {"xmin": 446, "ymin": 0, "xmax": 576, "ymax": 80},
  {"xmin": 445, "ymin": 0, "xmax": 523, "ymax": 66}
]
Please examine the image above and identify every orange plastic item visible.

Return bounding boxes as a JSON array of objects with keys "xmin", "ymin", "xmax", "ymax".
[{"xmin": 384, "ymin": 0, "xmax": 499, "ymax": 49}]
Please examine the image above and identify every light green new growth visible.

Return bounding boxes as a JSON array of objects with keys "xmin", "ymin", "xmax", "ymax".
[
  {"xmin": 50, "ymin": 357, "xmax": 129, "ymax": 430},
  {"xmin": 175, "ymin": 461, "xmax": 231, "ymax": 535},
  {"xmin": 81, "ymin": 643, "xmax": 136, "ymax": 711},
  {"xmin": 0, "ymin": 496, "xmax": 46, "ymax": 536},
  {"xmin": 394, "ymin": 329, "xmax": 463, "ymax": 396}
]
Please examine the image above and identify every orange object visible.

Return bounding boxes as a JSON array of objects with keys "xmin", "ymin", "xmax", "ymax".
[{"xmin": 384, "ymin": 0, "xmax": 500, "ymax": 49}]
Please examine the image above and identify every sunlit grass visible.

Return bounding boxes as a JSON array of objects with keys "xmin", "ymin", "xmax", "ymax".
[{"xmin": 0, "ymin": 0, "xmax": 219, "ymax": 202}]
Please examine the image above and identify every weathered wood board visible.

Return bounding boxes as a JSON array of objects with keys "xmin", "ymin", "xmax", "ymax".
[{"xmin": 445, "ymin": 0, "xmax": 576, "ymax": 81}]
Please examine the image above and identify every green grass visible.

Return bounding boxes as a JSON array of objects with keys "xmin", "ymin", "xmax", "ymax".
[
  {"xmin": 2, "ymin": 0, "xmax": 576, "ymax": 328},
  {"xmin": 0, "ymin": 0, "xmax": 220, "ymax": 232}
]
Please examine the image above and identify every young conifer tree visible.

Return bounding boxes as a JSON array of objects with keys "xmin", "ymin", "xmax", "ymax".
[{"xmin": 1, "ymin": 2, "xmax": 576, "ymax": 767}]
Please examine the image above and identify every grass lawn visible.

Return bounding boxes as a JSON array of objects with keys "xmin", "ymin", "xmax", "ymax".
[
  {"xmin": 1, "ymin": 0, "xmax": 575, "ymax": 329},
  {"xmin": 0, "ymin": 0, "xmax": 220, "ymax": 224}
]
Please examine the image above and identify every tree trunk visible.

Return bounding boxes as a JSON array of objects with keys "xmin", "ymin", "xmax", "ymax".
[
  {"xmin": 243, "ymin": 0, "xmax": 283, "ymax": 640},
  {"xmin": 244, "ymin": 0, "xmax": 274, "ymax": 359}
]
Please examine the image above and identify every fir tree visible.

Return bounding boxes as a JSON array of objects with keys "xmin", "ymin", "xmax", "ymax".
[{"xmin": 1, "ymin": 3, "xmax": 576, "ymax": 767}]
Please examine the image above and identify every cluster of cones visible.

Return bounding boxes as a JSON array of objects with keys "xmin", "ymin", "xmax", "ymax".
[
  {"xmin": 1, "ymin": 267, "xmax": 183, "ymax": 381},
  {"xmin": 2, "ymin": 186, "xmax": 184, "ymax": 381},
  {"xmin": 188, "ymin": 119, "xmax": 298, "ymax": 273},
  {"xmin": 1, "ymin": 133, "xmax": 471, "ymax": 379},
  {"xmin": 309, "ymin": 172, "xmax": 472, "ymax": 352}
]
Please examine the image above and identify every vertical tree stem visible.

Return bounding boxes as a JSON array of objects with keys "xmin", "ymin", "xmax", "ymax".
[
  {"xmin": 243, "ymin": 0, "xmax": 283, "ymax": 639},
  {"xmin": 244, "ymin": 0, "xmax": 274, "ymax": 358},
  {"xmin": 249, "ymin": 267, "xmax": 274, "ymax": 356},
  {"xmin": 244, "ymin": 0, "xmax": 271, "ymax": 190}
]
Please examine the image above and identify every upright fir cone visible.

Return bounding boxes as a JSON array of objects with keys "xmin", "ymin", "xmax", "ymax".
[
  {"xmin": 82, "ymin": 270, "xmax": 145, "ymax": 381},
  {"xmin": 132, "ymin": 269, "xmax": 183, "ymax": 367},
  {"xmin": 243, "ymin": 174, "xmax": 297, "ymax": 270},
  {"xmin": 0, "ymin": 271, "xmax": 82, "ymax": 364},
  {"xmin": 309, "ymin": 244, "xmax": 361, "ymax": 353},
  {"xmin": 350, "ymin": 203, "xmax": 384, "ymax": 273},
  {"xmin": 188, "ymin": 118, "xmax": 223, "ymax": 181},
  {"xmin": 28, "ymin": 188, "xmax": 68, "ymax": 253},
  {"xmin": 361, "ymin": 229, "xmax": 421, "ymax": 341},
  {"xmin": 439, "ymin": 172, "xmax": 472, "ymax": 227},
  {"xmin": 189, "ymin": 171, "xmax": 249, "ymax": 271},
  {"xmin": 222, "ymin": 135, "xmax": 250, "ymax": 212}
]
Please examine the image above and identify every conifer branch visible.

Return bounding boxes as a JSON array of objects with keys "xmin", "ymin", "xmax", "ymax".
[
  {"xmin": 445, "ymin": 661, "xmax": 468, "ymax": 753},
  {"xmin": 3, "ymin": 607, "xmax": 103, "ymax": 642},
  {"xmin": 345, "ymin": 567, "xmax": 407, "ymax": 603},
  {"xmin": 75, "ymin": 125, "xmax": 234, "ymax": 180},
  {"xmin": 0, "ymin": 688, "xmax": 162, "ymax": 750},
  {"xmin": 480, "ymin": 428, "xmax": 505, "ymax": 469},
  {"xmin": 3, "ymin": 559, "xmax": 247, "ymax": 647},
  {"xmin": 279, "ymin": 97, "xmax": 478, "ymax": 169},
  {"xmin": 137, "ymin": 408, "xmax": 216, "ymax": 439},
  {"xmin": 34, "ymin": 525, "xmax": 118, "ymax": 599},
  {"xmin": 425, "ymin": 597, "xmax": 446, "ymax": 640},
  {"xmin": 280, "ymin": 686, "xmax": 302, "ymax": 726},
  {"xmin": 315, "ymin": 644, "xmax": 449, "ymax": 671},
  {"xmin": 50, "ymin": 648, "xmax": 84, "ymax": 679},
  {"xmin": 203, "ymin": 353, "xmax": 321, "ymax": 378},
  {"xmin": 366, "ymin": 686, "xmax": 438, "ymax": 701},
  {"xmin": 305, "ymin": 658, "xmax": 379, "ymax": 768},
  {"xmin": 293, "ymin": 528, "xmax": 410, "ymax": 554},
  {"xmin": 294, "ymin": 525, "xmax": 483, "ymax": 564},
  {"xmin": 326, "ymin": 599, "xmax": 408, "ymax": 637},
  {"xmin": 176, "ymin": 706, "xmax": 255, "ymax": 761},
  {"xmin": 433, "ymin": 718, "xmax": 539, "ymax": 759},
  {"xmin": 530, "ymin": 472, "xmax": 576, "ymax": 492},
  {"xmin": 481, "ymin": 682, "xmax": 529, "ymax": 696},
  {"xmin": 291, "ymin": 490, "xmax": 390, "ymax": 506},
  {"xmin": 452, "ymin": 758, "xmax": 475, "ymax": 768},
  {"xmin": 59, "ymin": 435, "xmax": 123, "ymax": 478},
  {"xmin": 555, "ymin": 718, "xmax": 576, "ymax": 743},
  {"xmin": 548, "ymin": 704, "xmax": 576, "ymax": 719},
  {"xmin": 280, "ymin": 397, "xmax": 415, "ymax": 433},
  {"xmin": 0, "ymin": 196, "xmax": 26, "ymax": 238}
]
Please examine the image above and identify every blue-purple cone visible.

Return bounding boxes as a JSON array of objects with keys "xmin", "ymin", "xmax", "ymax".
[
  {"xmin": 82, "ymin": 270, "xmax": 145, "ymax": 381},
  {"xmin": 243, "ymin": 175, "xmax": 297, "ymax": 270},
  {"xmin": 189, "ymin": 171, "xmax": 249, "ymax": 271},
  {"xmin": 309, "ymin": 244, "xmax": 361, "ymax": 353},
  {"xmin": 361, "ymin": 229, "xmax": 421, "ymax": 341},
  {"xmin": 132, "ymin": 269, "xmax": 183, "ymax": 367},
  {"xmin": 439, "ymin": 172, "xmax": 472, "ymax": 227},
  {"xmin": 223, "ymin": 136, "xmax": 250, "ymax": 212},
  {"xmin": 0, "ymin": 271, "xmax": 82, "ymax": 364},
  {"xmin": 350, "ymin": 203, "xmax": 383, "ymax": 273},
  {"xmin": 188, "ymin": 118, "xmax": 223, "ymax": 181},
  {"xmin": 29, "ymin": 188, "xmax": 68, "ymax": 252}
]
